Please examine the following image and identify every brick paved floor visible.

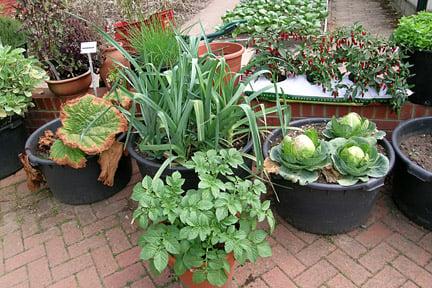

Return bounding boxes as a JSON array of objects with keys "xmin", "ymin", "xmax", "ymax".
[{"xmin": 1, "ymin": 164, "xmax": 431, "ymax": 288}]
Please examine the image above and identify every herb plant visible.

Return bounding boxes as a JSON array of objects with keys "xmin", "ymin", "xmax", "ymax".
[
  {"xmin": 269, "ymin": 129, "xmax": 331, "ymax": 185},
  {"xmin": 0, "ymin": 45, "xmax": 47, "ymax": 121},
  {"xmin": 132, "ymin": 148, "xmax": 274, "ymax": 286},
  {"xmin": 128, "ymin": 19, "xmax": 178, "ymax": 70},
  {"xmin": 323, "ymin": 112, "xmax": 386, "ymax": 140},
  {"xmin": 393, "ymin": 11, "xmax": 432, "ymax": 52},
  {"xmin": 16, "ymin": 0, "xmax": 100, "ymax": 80},
  {"xmin": 222, "ymin": 0, "xmax": 328, "ymax": 36},
  {"xmin": 330, "ymin": 137, "xmax": 390, "ymax": 186},
  {"xmin": 0, "ymin": 16, "xmax": 27, "ymax": 49}
]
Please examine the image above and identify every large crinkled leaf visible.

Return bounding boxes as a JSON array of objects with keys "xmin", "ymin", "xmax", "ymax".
[
  {"xmin": 50, "ymin": 139, "xmax": 87, "ymax": 169},
  {"xmin": 279, "ymin": 166, "xmax": 319, "ymax": 186},
  {"xmin": 57, "ymin": 95, "xmax": 128, "ymax": 155}
]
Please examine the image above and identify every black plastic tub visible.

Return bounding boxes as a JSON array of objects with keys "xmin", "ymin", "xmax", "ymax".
[
  {"xmin": 392, "ymin": 117, "xmax": 432, "ymax": 230},
  {"xmin": 263, "ymin": 118, "xmax": 395, "ymax": 235},
  {"xmin": 407, "ymin": 50, "xmax": 432, "ymax": 106},
  {"xmin": 25, "ymin": 119, "xmax": 132, "ymax": 205},
  {"xmin": 0, "ymin": 118, "xmax": 27, "ymax": 179},
  {"xmin": 127, "ymin": 133, "xmax": 253, "ymax": 191}
]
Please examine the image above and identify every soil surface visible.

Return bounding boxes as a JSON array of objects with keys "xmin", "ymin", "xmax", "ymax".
[{"xmin": 400, "ymin": 133, "xmax": 432, "ymax": 172}]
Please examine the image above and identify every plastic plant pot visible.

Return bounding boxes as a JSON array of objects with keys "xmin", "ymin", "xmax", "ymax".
[
  {"xmin": 25, "ymin": 119, "xmax": 132, "ymax": 205},
  {"xmin": 0, "ymin": 117, "xmax": 27, "ymax": 179},
  {"xmin": 407, "ymin": 50, "xmax": 432, "ymax": 106},
  {"xmin": 263, "ymin": 118, "xmax": 395, "ymax": 235},
  {"xmin": 392, "ymin": 116, "xmax": 432, "ymax": 230},
  {"xmin": 127, "ymin": 133, "xmax": 253, "ymax": 191}
]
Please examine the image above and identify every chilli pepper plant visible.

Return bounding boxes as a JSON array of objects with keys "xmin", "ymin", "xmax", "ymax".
[
  {"xmin": 222, "ymin": 0, "xmax": 328, "ymax": 37},
  {"xmin": 132, "ymin": 149, "xmax": 274, "ymax": 286},
  {"xmin": 249, "ymin": 25, "xmax": 411, "ymax": 110},
  {"xmin": 268, "ymin": 113, "xmax": 390, "ymax": 186}
]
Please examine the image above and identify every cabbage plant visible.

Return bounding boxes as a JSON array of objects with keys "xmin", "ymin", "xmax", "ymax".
[
  {"xmin": 270, "ymin": 129, "xmax": 331, "ymax": 185},
  {"xmin": 330, "ymin": 137, "xmax": 389, "ymax": 186},
  {"xmin": 323, "ymin": 112, "xmax": 385, "ymax": 140}
]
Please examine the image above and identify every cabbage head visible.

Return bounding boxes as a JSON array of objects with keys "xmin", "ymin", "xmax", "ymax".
[
  {"xmin": 270, "ymin": 129, "xmax": 331, "ymax": 185},
  {"xmin": 323, "ymin": 113, "xmax": 385, "ymax": 140},
  {"xmin": 330, "ymin": 137, "xmax": 389, "ymax": 186}
]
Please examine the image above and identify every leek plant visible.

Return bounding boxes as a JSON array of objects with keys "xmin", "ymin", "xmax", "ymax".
[{"xmin": 97, "ymin": 23, "xmax": 288, "ymax": 169}]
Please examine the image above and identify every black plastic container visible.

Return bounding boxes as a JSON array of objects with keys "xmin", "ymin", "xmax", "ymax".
[
  {"xmin": 127, "ymin": 134, "xmax": 253, "ymax": 191},
  {"xmin": 263, "ymin": 118, "xmax": 395, "ymax": 235},
  {"xmin": 26, "ymin": 119, "xmax": 132, "ymax": 205},
  {"xmin": 392, "ymin": 117, "xmax": 432, "ymax": 230},
  {"xmin": 407, "ymin": 50, "xmax": 432, "ymax": 106},
  {"xmin": 0, "ymin": 118, "xmax": 27, "ymax": 179}
]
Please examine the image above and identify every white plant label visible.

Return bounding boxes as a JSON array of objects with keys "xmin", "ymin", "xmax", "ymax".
[
  {"xmin": 80, "ymin": 41, "xmax": 98, "ymax": 96},
  {"xmin": 80, "ymin": 42, "xmax": 97, "ymax": 54}
]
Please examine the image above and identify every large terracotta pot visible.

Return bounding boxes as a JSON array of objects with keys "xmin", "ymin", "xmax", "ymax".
[
  {"xmin": 168, "ymin": 253, "xmax": 236, "ymax": 288},
  {"xmin": 198, "ymin": 42, "xmax": 245, "ymax": 75},
  {"xmin": 100, "ymin": 46, "xmax": 130, "ymax": 89},
  {"xmin": 46, "ymin": 70, "xmax": 92, "ymax": 96}
]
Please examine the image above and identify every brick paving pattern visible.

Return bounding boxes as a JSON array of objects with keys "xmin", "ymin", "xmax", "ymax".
[
  {"xmin": 330, "ymin": 0, "xmax": 400, "ymax": 38},
  {"xmin": 1, "ymin": 165, "xmax": 431, "ymax": 288},
  {"xmin": 2, "ymin": 1, "xmax": 431, "ymax": 288}
]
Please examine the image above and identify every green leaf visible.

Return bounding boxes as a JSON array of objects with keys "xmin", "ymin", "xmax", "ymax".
[
  {"xmin": 257, "ymin": 241, "xmax": 272, "ymax": 257},
  {"xmin": 192, "ymin": 270, "xmax": 207, "ymax": 284},
  {"xmin": 249, "ymin": 230, "xmax": 267, "ymax": 244},
  {"xmin": 153, "ymin": 250, "xmax": 169, "ymax": 273},
  {"xmin": 57, "ymin": 95, "xmax": 127, "ymax": 155},
  {"xmin": 140, "ymin": 243, "xmax": 158, "ymax": 260},
  {"xmin": 207, "ymin": 269, "xmax": 228, "ymax": 287},
  {"xmin": 49, "ymin": 139, "xmax": 87, "ymax": 169}
]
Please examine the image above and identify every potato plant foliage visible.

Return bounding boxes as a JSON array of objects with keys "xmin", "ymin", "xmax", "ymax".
[{"xmin": 132, "ymin": 149, "xmax": 274, "ymax": 286}]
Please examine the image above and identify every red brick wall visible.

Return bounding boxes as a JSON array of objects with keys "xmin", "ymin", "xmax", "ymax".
[
  {"xmin": 0, "ymin": 0, "xmax": 16, "ymax": 16},
  {"xmin": 257, "ymin": 101, "xmax": 432, "ymax": 135},
  {"xmin": 26, "ymin": 89, "xmax": 432, "ymax": 135}
]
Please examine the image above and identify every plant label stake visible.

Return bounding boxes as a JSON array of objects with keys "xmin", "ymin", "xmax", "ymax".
[{"xmin": 80, "ymin": 42, "xmax": 98, "ymax": 97}]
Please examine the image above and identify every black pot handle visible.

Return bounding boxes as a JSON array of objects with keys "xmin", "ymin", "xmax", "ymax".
[{"xmin": 407, "ymin": 163, "xmax": 432, "ymax": 183}]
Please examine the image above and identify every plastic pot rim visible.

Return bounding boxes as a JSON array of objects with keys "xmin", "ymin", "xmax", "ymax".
[
  {"xmin": 263, "ymin": 118, "xmax": 396, "ymax": 192},
  {"xmin": 392, "ymin": 116, "xmax": 432, "ymax": 182},
  {"xmin": 127, "ymin": 133, "xmax": 254, "ymax": 172}
]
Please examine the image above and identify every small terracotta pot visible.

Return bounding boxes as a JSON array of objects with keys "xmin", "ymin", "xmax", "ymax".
[
  {"xmin": 198, "ymin": 42, "xmax": 245, "ymax": 75},
  {"xmin": 100, "ymin": 46, "xmax": 130, "ymax": 89},
  {"xmin": 46, "ymin": 70, "xmax": 92, "ymax": 96},
  {"xmin": 168, "ymin": 253, "xmax": 236, "ymax": 288}
]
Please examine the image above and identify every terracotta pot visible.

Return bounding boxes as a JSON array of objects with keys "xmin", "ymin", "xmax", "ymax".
[
  {"xmin": 168, "ymin": 253, "xmax": 236, "ymax": 288},
  {"xmin": 100, "ymin": 46, "xmax": 130, "ymax": 89},
  {"xmin": 198, "ymin": 42, "xmax": 245, "ymax": 75},
  {"xmin": 113, "ymin": 9, "xmax": 175, "ymax": 47},
  {"xmin": 46, "ymin": 70, "xmax": 92, "ymax": 96}
]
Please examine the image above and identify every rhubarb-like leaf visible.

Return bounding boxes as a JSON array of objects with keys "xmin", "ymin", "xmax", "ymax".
[
  {"xmin": 49, "ymin": 139, "xmax": 87, "ymax": 169},
  {"xmin": 57, "ymin": 95, "xmax": 128, "ymax": 155}
]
